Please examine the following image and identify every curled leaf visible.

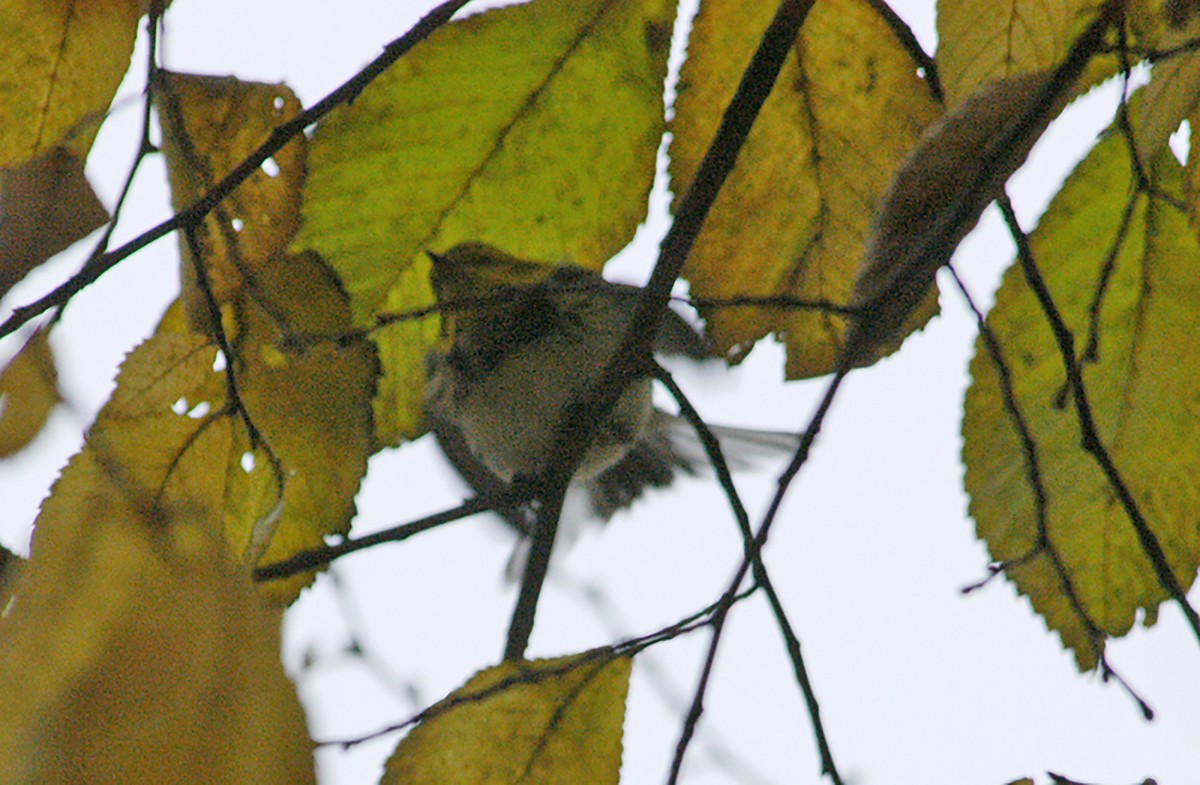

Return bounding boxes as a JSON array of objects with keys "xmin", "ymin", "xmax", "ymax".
[{"xmin": 843, "ymin": 72, "xmax": 1068, "ymax": 367}]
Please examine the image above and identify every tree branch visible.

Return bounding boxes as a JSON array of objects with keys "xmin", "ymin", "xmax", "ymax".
[
  {"xmin": 655, "ymin": 364, "xmax": 843, "ymax": 784},
  {"xmin": 252, "ymin": 495, "xmax": 488, "ymax": 582},
  {"xmin": 502, "ymin": 0, "xmax": 820, "ymax": 663}
]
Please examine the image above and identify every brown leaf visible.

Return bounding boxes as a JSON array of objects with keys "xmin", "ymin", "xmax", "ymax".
[
  {"xmin": 0, "ymin": 148, "xmax": 109, "ymax": 300},
  {"xmin": 156, "ymin": 71, "xmax": 306, "ymax": 332},
  {"xmin": 843, "ymin": 72, "xmax": 1066, "ymax": 366}
]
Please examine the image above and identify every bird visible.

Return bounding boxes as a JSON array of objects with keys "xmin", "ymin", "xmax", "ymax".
[{"xmin": 422, "ymin": 241, "xmax": 798, "ymax": 557}]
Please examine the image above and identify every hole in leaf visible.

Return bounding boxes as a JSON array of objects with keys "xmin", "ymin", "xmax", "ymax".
[
  {"xmin": 273, "ymin": 95, "xmax": 285, "ymax": 112},
  {"xmin": 1170, "ymin": 120, "xmax": 1190, "ymax": 166},
  {"xmin": 241, "ymin": 451, "xmax": 256, "ymax": 473},
  {"xmin": 260, "ymin": 157, "xmax": 280, "ymax": 178},
  {"xmin": 213, "ymin": 351, "xmax": 227, "ymax": 373},
  {"xmin": 187, "ymin": 401, "xmax": 210, "ymax": 419},
  {"xmin": 171, "ymin": 396, "xmax": 190, "ymax": 415},
  {"xmin": 231, "ymin": 217, "xmax": 245, "ymax": 232}
]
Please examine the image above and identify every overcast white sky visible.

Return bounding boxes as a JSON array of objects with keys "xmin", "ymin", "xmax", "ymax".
[{"xmin": 2, "ymin": 1, "xmax": 1197, "ymax": 784}]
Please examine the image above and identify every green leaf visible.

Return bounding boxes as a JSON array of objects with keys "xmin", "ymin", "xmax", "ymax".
[
  {"xmin": 298, "ymin": 0, "xmax": 675, "ymax": 443},
  {"xmin": 962, "ymin": 128, "xmax": 1200, "ymax": 670},
  {"xmin": 382, "ymin": 651, "xmax": 632, "ymax": 785}
]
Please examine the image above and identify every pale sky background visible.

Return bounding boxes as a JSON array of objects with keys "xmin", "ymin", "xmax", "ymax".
[{"xmin": 1, "ymin": 1, "xmax": 1198, "ymax": 784}]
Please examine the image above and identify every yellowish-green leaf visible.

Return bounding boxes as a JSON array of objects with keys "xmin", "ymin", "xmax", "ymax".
[
  {"xmin": 299, "ymin": 0, "xmax": 675, "ymax": 443},
  {"xmin": 155, "ymin": 71, "xmax": 376, "ymax": 601},
  {"xmin": 0, "ymin": 147, "xmax": 109, "ymax": 300},
  {"xmin": 962, "ymin": 129, "xmax": 1200, "ymax": 670},
  {"xmin": 157, "ymin": 71, "xmax": 307, "ymax": 333},
  {"xmin": 935, "ymin": 0, "xmax": 1102, "ymax": 108},
  {"xmin": 0, "ymin": 329, "xmax": 61, "ymax": 457},
  {"xmin": 1188, "ymin": 103, "xmax": 1200, "ymax": 230},
  {"xmin": 383, "ymin": 651, "xmax": 631, "ymax": 785},
  {"xmin": 0, "ymin": 0, "xmax": 140, "ymax": 166},
  {"xmin": 232, "ymin": 251, "xmax": 378, "ymax": 602},
  {"xmin": 0, "ymin": 478, "xmax": 314, "ymax": 783},
  {"xmin": 670, "ymin": 0, "xmax": 940, "ymax": 378},
  {"xmin": 39, "ymin": 291, "xmax": 374, "ymax": 605}
]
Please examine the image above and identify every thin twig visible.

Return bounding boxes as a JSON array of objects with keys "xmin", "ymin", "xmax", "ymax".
[
  {"xmin": 670, "ymin": 364, "xmax": 846, "ymax": 784},
  {"xmin": 252, "ymin": 495, "xmax": 489, "ymax": 582},
  {"xmin": 687, "ymin": 293, "xmax": 857, "ymax": 317},
  {"xmin": 550, "ymin": 573, "xmax": 776, "ymax": 785},
  {"xmin": 863, "ymin": 0, "xmax": 942, "ymax": 103},
  {"xmin": 655, "ymin": 365, "xmax": 843, "ymax": 785}
]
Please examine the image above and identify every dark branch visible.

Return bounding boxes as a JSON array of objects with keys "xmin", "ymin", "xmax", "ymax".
[
  {"xmin": 252, "ymin": 495, "xmax": 489, "ymax": 582},
  {"xmin": 502, "ymin": 0, "xmax": 820, "ymax": 664},
  {"xmin": 655, "ymin": 364, "xmax": 843, "ymax": 785}
]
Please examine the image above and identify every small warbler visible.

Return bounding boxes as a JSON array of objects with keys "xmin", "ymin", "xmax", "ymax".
[{"xmin": 424, "ymin": 242, "xmax": 797, "ymax": 538}]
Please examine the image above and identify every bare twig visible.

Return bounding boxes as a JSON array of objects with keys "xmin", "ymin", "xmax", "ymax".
[
  {"xmin": 864, "ymin": 0, "xmax": 942, "ymax": 103},
  {"xmin": 501, "ymin": 0, "xmax": 820, "ymax": 672},
  {"xmin": 655, "ymin": 365, "xmax": 842, "ymax": 785},
  {"xmin": 503, "ymin": 0, "xmax": 820, "ymax": 663},
  {"xmin": 252, "ymin": 495, "xmax": 489, "ymax": 582}
]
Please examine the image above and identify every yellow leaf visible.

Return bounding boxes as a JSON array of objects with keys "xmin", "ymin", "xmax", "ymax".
[
  {"xmin": 844, "ymin": 72, "xmax": 1069, "ymax": 366},
  {"xmin": 38, "ymin": 293, "xmax": 374, "ymax": 604},
  {"xmin": 935, "ymin": 0, "xmax": 1102, "ymax": 108},
  {"xmin": 0, "ymin": 329, "xmax": 61, "ymax": 457},
  {"xmin": 669, "ymin": 0, "xmax": 940, "ymax": 378},
  {"xmin": 962, "ymin": 127, "xmax": 1200, "ymax": 670},
  {"xmin": 0, "ymin": 147, "xmax": 109, "ymax": 300},
  {"xmin": 232, "ymin": 252, "xmax": 378, "ymax": 602},
  {"xmin": 0, "ymin": 0, "xmax": 141, "ymax": 166},
  {"xmin": 157, "ymin": 71, "xmax": 307, "ymax": 332},
  {"xmin": 383, "ymin": 651, "xmax": 632, "ymax": 785},
  {"xmin": 299, "ymin": 0, "xmax": 675, "ymax": 443},
  {"xmin": 0, "ymin": 482, "xmax": 314, "ymax": 783},
  {"xmin": 155, "ymin": 72, "xmax": 376, "ymax": 601}
]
